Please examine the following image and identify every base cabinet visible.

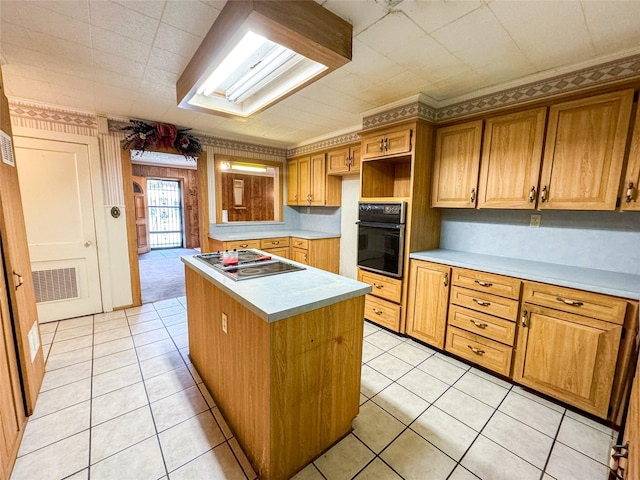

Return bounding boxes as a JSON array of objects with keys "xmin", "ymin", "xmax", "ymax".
[
  {"xmin": 359, "ymin": 269, "xmax": 403, "ymax": 332},
  {"xmin": 405, "ymin": 261, "xmax": 450, "ymax": 349}
]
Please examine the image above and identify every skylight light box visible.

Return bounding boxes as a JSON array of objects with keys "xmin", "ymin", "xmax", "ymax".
[{"xmin": 177, "ymin": 0, "xmax": 353, "ymax": 118}]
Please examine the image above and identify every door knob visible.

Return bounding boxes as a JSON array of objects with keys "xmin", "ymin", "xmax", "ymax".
[{"xmin": 84, "ymin": 240, "xmax": 92, "ymax": 247}]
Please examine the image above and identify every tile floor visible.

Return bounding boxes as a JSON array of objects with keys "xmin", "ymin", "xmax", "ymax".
[{"xmin": 11, "ymin": 298, "xmax": 616, "ymax": 480}]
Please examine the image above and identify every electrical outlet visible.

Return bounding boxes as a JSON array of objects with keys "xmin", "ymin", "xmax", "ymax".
[
  {"xmin": 222, "ymin": 313, "xmax": 228, "ymax": 333},
  {"xmin": 530, "ymin": 214, "xmax": 541, "ymax": 228}
]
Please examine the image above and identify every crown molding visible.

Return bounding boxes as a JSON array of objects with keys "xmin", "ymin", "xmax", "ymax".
[
  {"xmin": 287, "ymin": 131, "xmax": 361, "ymax": 158},
  {"xmin": 8, "ymin": 99, "xmax": 98, "ymax": 129}
]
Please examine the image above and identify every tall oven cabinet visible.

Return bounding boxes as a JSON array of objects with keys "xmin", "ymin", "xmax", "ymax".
[{"xmin": 358, "ymin": 119, "xmax": 441, "ymax": 332}]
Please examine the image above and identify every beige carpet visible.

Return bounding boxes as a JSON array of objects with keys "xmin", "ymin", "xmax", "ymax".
[{"xmin": 139, "ymin": 248, "xmax": 199, "ymax": 304}]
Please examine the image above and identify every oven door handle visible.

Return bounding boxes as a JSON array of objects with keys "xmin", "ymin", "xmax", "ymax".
[{"xmin": 356, "ymin": 221, "xmax": 405, "ymax": 229}]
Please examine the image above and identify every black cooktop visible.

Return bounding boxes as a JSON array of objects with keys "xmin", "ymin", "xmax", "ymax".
[{"xmin": 194, "ymin": 250, "xmax": 305, "ymax": 281}]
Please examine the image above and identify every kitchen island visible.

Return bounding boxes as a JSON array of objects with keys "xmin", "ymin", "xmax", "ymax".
[{"xmin": 181, "ymin": 253, "xmax": 370, "ymax": 480}]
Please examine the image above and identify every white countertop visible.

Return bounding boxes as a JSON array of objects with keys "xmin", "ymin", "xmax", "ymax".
[
  {"xmin": 410, "ymin": 249, "xmax": 640, "ymax": 301},
  {"xmin": 181, "ymin": 253, "xmax": 370, "ymax": 322},
  {"xmin": 209, "ymin": 229, "xmax": 340, "ymax": 242}
]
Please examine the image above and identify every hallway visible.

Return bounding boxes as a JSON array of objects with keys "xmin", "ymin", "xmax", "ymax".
[{"xmin": 139, "ymin": 248, "xmax": 199, "ymax": 304}]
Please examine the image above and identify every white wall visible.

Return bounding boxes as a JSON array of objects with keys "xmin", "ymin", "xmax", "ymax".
[{"xmin": 340, "ymin": 176, "xmax": 360, "ymax": 279}]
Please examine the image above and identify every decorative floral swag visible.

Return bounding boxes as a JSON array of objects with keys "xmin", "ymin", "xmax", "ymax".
[{"xmin": 121, "ymin": 120, "xmax": 202, "ymax": 160}]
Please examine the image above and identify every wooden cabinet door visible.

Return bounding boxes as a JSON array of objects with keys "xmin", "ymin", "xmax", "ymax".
[
  {"xmin": 513, "ymin": 303, "xmax": 622, "ymax": 418},
  {"xmin": 0, "ymin": 241, "xmax": 25, "ymax": 480},
  {"xmin": 298, "ymin": 157, "xmax": 310, "ymax": 205},
  {"xmin": 349, "ymin": 145, "xmax": 361, "ymax": 174},
  {"xmin": 621, "ymin": 108, "xmax": 640, "ymax": 211},
  {"xmin": 478, "ymin": 108, "xmax": 546, "ymax": 209},
  {"xmin": 539, "ymin": 89, "xmax": 634, "ymax": 210},
  {"xmin": 432, "ymin": 120, "xmax": 483, "ymax": 208},
  {"xmin": 309, "ymin": 153, "xmax": 326, "ymax": 206},
  {"xmin": 0, "ymin": 69, "xmax": 44, "ymax": 414},
  {"xmin": 384, "ymin": 129, "xmax": 412, "ymax": 156},
  {"xmin": 327, "ymin": 147, "xmax": 350, "ymax": 175},
  {"xmin": 286, "ymin": 159, "xmax": 299, "ymax": 205},
  {"xmin": 291, "ymin": 247, "xmax": 308, "ymax": 265},
  {"xmin": 621, "ymin": 357, "xmax": 639, "ymax": 479},
  {"xmin": 405, "ymin": 261, "xmax": 450, "ymax": 349}
]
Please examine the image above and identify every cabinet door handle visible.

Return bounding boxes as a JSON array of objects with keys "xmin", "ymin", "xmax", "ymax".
[
  {"xmin": 13, "ymin": 271, "xmax": 24, "ymax": 289},
  {"xmin": 626, "ymin": 182, "xmax": 635, "ymax": 203},
  {"xmin": 294, "ymin": 194, "xmax": 298, "ymax": 202},
  {"xmin": 304, "ymin": 254, "xmax": 308, "ymax": 262},
  {"xmin": 521, "ymin": 310, "xmax": 528, "ymax": 327},
  {"xmin": 540, "ymin": 185, "xmax": 548, "ymax": 203},
  {"xmin": 474, "ymin": 280, "xmax": 493, "ymax": 287},
  {"xmin": 467, "ymin": 345, "xmax": 485, "ymax": 355},
  {"xmin": 469, "ymin": 319, "xmax": 488, "ymax": 329},
  {"xmin": 383, "ymin": 138, "xmax": 389, "ymax": 152},
  {"xmin": 372, "ymin": 308, "xmax": 383, "ymax": 315},
  {"xmin": 379, "ymin": 138, "xmax": 385, "ymax": 153},
  {"xmin": 472, "ymin": 298, "xmax": 491, "ymax": 307},
  {"xmin": 443, "ymin": 272, "xmax": 449, "ymax": 287},
  {"xmin": 529, "ymin": 186, "xmax": 536, "ymax": 203},
  {"xmin": 373, "ymin": 283, "xmax": 384, "ymax": 289},
  {"xmin": 470, "ymin": 188, "xmax": 476, "ymax": 203},
  {"xmin": 556, "ymin": 296, "xmax": 583, "ymax": 307}
]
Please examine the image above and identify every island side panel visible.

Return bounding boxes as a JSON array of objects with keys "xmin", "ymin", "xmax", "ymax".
[
  {"xmin": 184, "ymin": 266, "xmax": 272, "ymax": 475},
  {"xmin": 270, "ymin": 296, "xmax": 365, "ymax": 480}
]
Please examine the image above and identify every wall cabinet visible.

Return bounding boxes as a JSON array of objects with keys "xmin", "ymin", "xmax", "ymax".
[
  {"xmin": 539, "ymin": 89, "xmax": 634, "ymax": 210},
  {"xmin": 513, "ymin": 282, "xmax": 627, "ymax": 418},
  {"xmin": 287, "ymin": 154, "xmax": 341, "ymax": 206},
  {"xmin": 405, "ymin": 261, "xmax": 450, "ymax": 348},
  {"xmin": 477, "ymin": 108, "xmax": 547, "ymax": 209},
  {"xmin": 361, "ymin": 127, "xmax": 412, "ymax": 159},
  {"xmin": 359, "ymin": 269, "xmax": 403, "ymax": 331},
  {"xmin": 431, "ymin": 120, "xmax": 483, "ymax": 208},
  {"xmin": 621, "ymin": 104, "xmax": 640, "ymax": 211},
  {"xmin": 327, "ymin": 144, "xmax": 361, "ymax": 176}
]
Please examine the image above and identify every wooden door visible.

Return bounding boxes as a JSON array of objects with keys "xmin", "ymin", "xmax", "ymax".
[
  {"xmin": 133, "ymin": 176, "xmax": 150, "ymax": 254},
  {"xmin": 478, "ymin": 108, "xmax": 547, "ymax": 209},
  {"xmin": 432, "ymin": 121, "xmax": 483, "ymax": 208},
  {"xmin": 286, "ymin": 159, "xmax": 299, "ymax": 205},
  {"xmin": 0, "ymin": 68, "xmax": 44, "ymax": 415},
  {"xmin": 621, "ymin": 108, "xmax": 640, "ymax": 211},
  {"xmin": 513, "ymin": 303, "xmax": 622, "ymax": 418},
  {"xmin": 405, "ymin": 260, "xmax": 450, "ymax": 349},
  {"xmin": 0, "ymin": 238, "xmax": 25, "ymax": 480},
  {"xmin": 14, "ymin": 136, "xmax": 103, "ymax": 322},
  {"xmin": 309, "ymin": 153, "xmax": 326, "ymax": 206},
  {"xmin": 327, "ymin": 147, "xmax": 350, "ymax": 175},
  {"xmin": 298, "ymin": 156, "xmax": 311, "ymax": 205},
  {"xmin": 539, "ymin": 89, "xmax": 634, "ymax": 210}
]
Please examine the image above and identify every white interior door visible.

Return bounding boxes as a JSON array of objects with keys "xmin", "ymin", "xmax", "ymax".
[{"xmin": 13, "ymin": 137, "xmax": 102, "ymax": 322}]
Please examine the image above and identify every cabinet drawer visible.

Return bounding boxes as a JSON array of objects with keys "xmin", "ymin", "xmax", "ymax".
[
  {"xmin": 260, "ymin": 237, "xmax": 290, "ymax": 249},
  {"xmin": 450, "ymin": 286, "xmax": 519, "ymax": 321},
  {"xmin": 261, "ymin": 246, "xmax": 289, "ymax": 259},
  {"xmin": 291, "ymin": 237, "xmax": 309, "ymax": 250},
  {"xmin": 225, "ymin": 239, "xmax": 261, "ymax": 250},
  {"xmin": 359, "ymin": 269, "xmax": 402, "ymax": 304},
  {"xmin": 364, "ymin": 295, "xmax": 401, "ymax": 331},
  {"xmin": 445, "ymin": 326, "xmax": 512, "ymax": 377},
  {"xmin": 448, "ymin": 305, "xmax": 516, "ymax": 346},
  {"xmin": 452, "ymin": 268, "xmax": 521, "ymax": 300},
  {"xmin": 523, "ymin": 282, "xmax": 628, "ymax": 325}
]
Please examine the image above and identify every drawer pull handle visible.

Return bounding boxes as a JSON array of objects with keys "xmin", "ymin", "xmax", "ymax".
[
  {"xmin": 443, "ymin": 272, "xmax": 449, "ymax": 287},
  {"xmin": 472, "ymin": 298, "xmax": 491, "ymax": 307},
  {"xmin": 372, "ymin": 308, "xmax": 383, "ymax": 315},
  {"xmin": 271, "ymin": 241, "xmax": 280, "ymax": 245},
  {"xmin": 467, "ymin": 345, "xmax": 485, "ymax": 356},
  {"xmin": 474, "ymin": 280, "xmax": 493, "ymax": 287},
  {"xmin": 469, "ymin": 319, "xmax": 488, "ymax": 329},
  {"xmin": 556, "ymin": 296, "xmax": 583, "ymax": 307},
  {"xmin": 239, "ymin": 244, "xmax": 248, "ymax": 248},
  {"xmin": 373, "ymin": 283, "xmax": 384, "ymax": 289}
]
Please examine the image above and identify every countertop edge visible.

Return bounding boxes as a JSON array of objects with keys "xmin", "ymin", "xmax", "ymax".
[
  {"xmin": 181, "ymin": 256, "xmax": 371, "ymax": 322},
  {"xmin": 410, "ymin": 250, "xmax": 640, "ymax": 301}
]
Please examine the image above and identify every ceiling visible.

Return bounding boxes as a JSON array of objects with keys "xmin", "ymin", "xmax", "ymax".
[{"xmin": 2, "ymin": 0, "xmax": 640, "ymax": 148}]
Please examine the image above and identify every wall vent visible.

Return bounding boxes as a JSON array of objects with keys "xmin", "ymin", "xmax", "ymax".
[{"xmin": 32, "ymin": 268, "xmax": 79, "ymax": 303}]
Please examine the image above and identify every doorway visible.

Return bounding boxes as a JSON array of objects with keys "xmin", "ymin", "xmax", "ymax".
[{"xmin": 147, "ymin": 178, "xmax": 184, "ymax": 249}]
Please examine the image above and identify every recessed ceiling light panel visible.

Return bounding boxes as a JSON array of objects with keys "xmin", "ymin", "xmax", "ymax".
[{"xmin": 177, "ymin": 0, "xmax": 352, "ymax": 118}]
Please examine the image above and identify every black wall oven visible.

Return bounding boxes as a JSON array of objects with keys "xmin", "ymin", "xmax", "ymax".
[{"xmin": 357, "ymin": 202, "xmax": 406, "ymax": 278}]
